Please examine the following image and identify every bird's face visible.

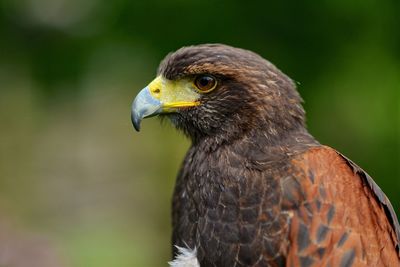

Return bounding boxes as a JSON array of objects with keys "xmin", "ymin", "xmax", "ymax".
[
  {"xmin": 131, "ymin": 73, "xmax": 219, "ymax": 130},
  {"xmin": 132, "ymin": 44, "xmax": 305, "ymax": 142}
]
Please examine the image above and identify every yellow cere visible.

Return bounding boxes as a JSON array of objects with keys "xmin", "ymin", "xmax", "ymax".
[{"xmin": 148, "ymin": 76, "xmax": 200, "ymax": 110}]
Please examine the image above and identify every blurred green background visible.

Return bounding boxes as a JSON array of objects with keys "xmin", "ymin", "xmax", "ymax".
[{"xmin": 0, "ymin": 0, "xmax": 399, "ymax": 266}]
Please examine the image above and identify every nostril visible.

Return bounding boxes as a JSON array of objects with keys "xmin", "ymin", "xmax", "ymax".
[{"xmin": 153, "ymin": 88, "xmax": 160, "ymax": 93}]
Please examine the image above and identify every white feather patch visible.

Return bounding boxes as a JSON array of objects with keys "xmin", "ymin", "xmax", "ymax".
[{"xmin": 168, "ymin": 245, "xmax": 200, "ymax": 267}]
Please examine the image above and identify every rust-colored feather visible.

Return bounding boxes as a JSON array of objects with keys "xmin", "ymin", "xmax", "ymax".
[{"xmin": 286, "ymin": 146, "xmax": 399, "ymax": 266}]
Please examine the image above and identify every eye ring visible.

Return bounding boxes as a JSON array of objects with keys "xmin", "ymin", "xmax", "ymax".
[{"xmin": 194, "ymin": 75, "xmax": 217, "ymax": 93}]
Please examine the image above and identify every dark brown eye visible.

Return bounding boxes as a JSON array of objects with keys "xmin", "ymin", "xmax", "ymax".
[{"xmin": 194, "ymin": 75, "xmax": 217, "ymax": 92}]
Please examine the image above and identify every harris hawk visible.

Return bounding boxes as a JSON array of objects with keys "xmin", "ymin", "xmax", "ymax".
[{"xmin": 131, "ymin": 44, "xmax": 400, "ymax": 267}]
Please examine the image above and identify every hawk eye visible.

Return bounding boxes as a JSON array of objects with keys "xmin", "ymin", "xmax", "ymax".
[{"xmin": 194, "ymin": 75, "xmax": 217, "ymax": 92}]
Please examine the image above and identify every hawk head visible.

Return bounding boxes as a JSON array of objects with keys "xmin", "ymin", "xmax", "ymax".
[{"xmin": 131, "ymin": 44, "xmax": 305, "ymax": 144}]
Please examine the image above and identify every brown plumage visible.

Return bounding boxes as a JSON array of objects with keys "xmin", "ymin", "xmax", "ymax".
[{"xmin": 132, "ymin": 44, "xmax": 400, "ymax": 267}]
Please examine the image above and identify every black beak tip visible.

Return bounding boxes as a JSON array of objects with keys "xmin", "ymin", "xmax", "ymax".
[{"xmin": 131, "ymin": 114, "xmax": 141, "ymax": 132}]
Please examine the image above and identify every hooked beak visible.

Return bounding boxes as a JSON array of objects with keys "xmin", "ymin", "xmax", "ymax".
[
  {"xmin": 131, "ymin": 86, "xmax": 162, "ymax": 131},
  {"xmin": 131, "ymin": 76, "xmax": 200, "ymax": 131}
]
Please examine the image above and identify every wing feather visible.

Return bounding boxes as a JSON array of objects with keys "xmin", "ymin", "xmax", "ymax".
[{"xmin": 285, "ymin": 146, "xmax": 400, "ymax": 266}]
